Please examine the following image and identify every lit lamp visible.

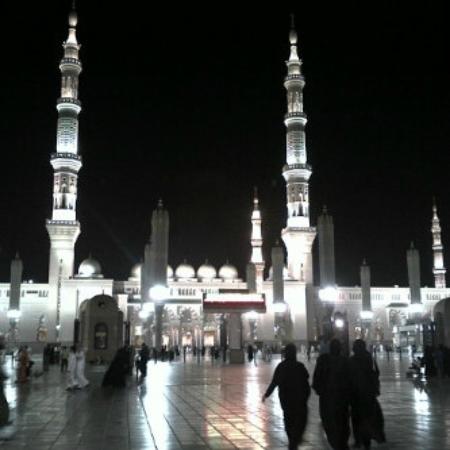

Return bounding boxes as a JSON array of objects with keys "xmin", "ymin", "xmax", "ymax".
[
  {"xmin": 334, "ymin": 316, "xmax": 345, "ymax": 329},
  {"xmin": 149, "ymin": 284, "xmax": 169, "ymax": 303},
  {"xmin": 7, "ymin": 309, "xmax": 21, "ymax": 321},
  {"xmin": 360, "ymin": 310, "xmax": 374, "ymax": 321},
  {"xmin": 272, "ymin": 302, "xmax": 287, "ymax": 313},
  {"xmin": 318, "ymin": 286, "xmax": 338, "ymax": 302}
]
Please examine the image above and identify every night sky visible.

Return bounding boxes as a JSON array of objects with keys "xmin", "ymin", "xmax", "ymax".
[{"xmin": 0, "ymin": 2, "xmax": 448, "ymax": 287}]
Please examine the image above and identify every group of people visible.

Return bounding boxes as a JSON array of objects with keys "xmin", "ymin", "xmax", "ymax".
[{"xmin": 263, "ymin": 339, "xmax": 386, "ymax": 450}]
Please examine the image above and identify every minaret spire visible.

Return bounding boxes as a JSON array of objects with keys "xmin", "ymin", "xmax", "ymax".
[
  {"xmin": 432, "ymin": 198, "xmax": 446, "ymax": 288},
  {"xmin": 250, "ymin": 187, "xmax": 265, "ymax": 290},
  {"xmin": 46, "ymin": 3, "xmax": 83, "ymax": 339},
  {"xmin": 281, "ymin": 17, "xmax": 316, "ymax": 282}
]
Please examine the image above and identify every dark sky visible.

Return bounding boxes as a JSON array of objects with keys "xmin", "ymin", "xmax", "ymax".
[{"xmin": 0, "ymin": 2, "xmax": 449, "ymax": 287}]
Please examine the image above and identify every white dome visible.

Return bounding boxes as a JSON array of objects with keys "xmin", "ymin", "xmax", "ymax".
[
  {"xmin": 219, "ymin": 263, "xmax": 238, "ymax": 280},
  {"xmin": 78, "ymin": 257, "xmax": 102, "ymax": 278},
  {"xmin": 268, "ymin": 266, "xmax": 290, "ymax": 280},
  {"xmin": 197, "ymin": 262, "xmax": 217, "ymax": 280},
  {"xmin": 130, "ymin": 263, "xmax": 142, "ymax": 279},
  {"xmin": 167, "ymin": 265, "xmax": 174, "ymax": 278},
  {"xmin": 175, "ymin": 262, "xmax": 195, "ymax": 279}
]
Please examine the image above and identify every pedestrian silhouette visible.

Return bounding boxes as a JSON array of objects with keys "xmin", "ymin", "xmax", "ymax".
[
  {"xmin": 262, "ymin": 343, "xmax": 310, "ymax": 450},
  {"xmin": 349, "ymin": 339, "xmax": 386, "ymax": 449},
  {"xmin": 312, "ymin": 338, "xmax": 351, "ymax": 449}
]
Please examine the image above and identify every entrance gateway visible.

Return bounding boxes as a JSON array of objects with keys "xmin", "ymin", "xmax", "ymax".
[{"xmin": 203, "ymin": 290, "xmax": 266, "ymax": 363}]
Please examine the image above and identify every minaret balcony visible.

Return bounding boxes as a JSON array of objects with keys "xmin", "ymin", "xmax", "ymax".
[
  {"xmin": 59, "ymin": 57, "xmax": 82, "ymax": 69},
  {"xmin": 285, "ymin": 73, "xmax": 304, "ymax": 81},
  {"xmin": 51, "ymin": 152, "xmax": 81, "ymax": 161},
  {"xmin": 57, "ymin": 97, "xmax": 81, "ymax": 106},
  {"xmin": 56, "ymin": 97, "xmax": 81, "ymax": 113},
  {"xmin": 284, "ymin": 111, "xmax": 307, "ymax": 120},
  {"xmin": 50, "ymin": 153, "xmax": 82, "ymax": 172}
]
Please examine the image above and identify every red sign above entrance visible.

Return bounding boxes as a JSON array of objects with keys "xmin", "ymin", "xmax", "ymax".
[{"xmin": 203, "ymin": 292, "xmax": 266, "ymax": 314}]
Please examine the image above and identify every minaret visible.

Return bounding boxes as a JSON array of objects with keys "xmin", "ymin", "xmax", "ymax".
[
  {"xmin": 46, "ymin": 2, "xmax": 82, "ymax": 286},
  {"xmin": 407, "ymin": 242, "xmax": 421, "ymax": 305},
  {"xmin": 317, "ymin": 206, "xmax": 336, "ymax": 287},
  {"xmin": 250, "ymin": 187, "xmax": 265, "ymax": 290},
  {"xmin": 432, "ymin": 199, "xmax": 446, "ymax": 288},
  {"xmin": 281, "ymin": 15, "xmax": 316, "ymax": 282}
]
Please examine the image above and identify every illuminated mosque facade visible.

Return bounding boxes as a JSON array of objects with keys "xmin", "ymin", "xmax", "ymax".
[{"xmin": 1, "ymin": 6, "xmax": 449, "ymax": 351}]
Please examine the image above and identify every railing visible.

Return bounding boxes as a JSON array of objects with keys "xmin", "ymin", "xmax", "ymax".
[
  {"xmin": 57, "ymin": 97, "xmax": 81, "ymax": 106},
  {"xmin": 50, "ymin": 152, "xmax": 82, "ymax": 161}
]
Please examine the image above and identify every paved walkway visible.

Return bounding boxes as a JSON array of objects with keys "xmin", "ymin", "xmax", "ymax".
[{"xmin": 0, "ymin": 353, "xmax": 450, "ymax": 449}]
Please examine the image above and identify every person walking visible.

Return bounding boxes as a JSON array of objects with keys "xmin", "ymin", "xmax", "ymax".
[
  {"xmin": 247, "ymin": 344, "xmax": 254, "ymax": 363},
  {"xmin": 17, "ymin": 346, "xmax": 29, "ymax": 383},
  {"xmin": 262, "ymin": 343, "xmax": 310, "ymax": 450},
  {"xmin": 312, "ymin": 339, "xmax": 351, "ymax": 450},
  {"xmin": 102, "ymin": 347, "xmax": 129, "ymax": 388},
  {"xmin": 0, "ymin": 342, "xmax": 11, "ymax": 426},
  {"xmin": 60, "ymin": 346, "xmax": 69, "ymax": 372},
  {"xmin": 75, "ymin": 347, "xmax": 89, "ymax": 388},
  {"xmin": 138, "ymin": 343, "xmax": 150, "ymax": 379},
  {"xmin": 349, "ymin": 339, "xmax": 386, "ymax": 449},
  {"xmin": 66, "ymin": 345, "xmax": 79, "ymax": 390}
]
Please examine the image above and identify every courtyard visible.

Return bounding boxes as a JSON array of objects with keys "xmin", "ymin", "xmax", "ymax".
[{"xmin": 0, "ymin": 352, "xmax": 449, "ymax": 449}]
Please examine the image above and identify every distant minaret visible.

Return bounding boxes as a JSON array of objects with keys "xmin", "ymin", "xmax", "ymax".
[
  {"xmin": 250, "ymin": 188, "xmax": 265, "ymax": 290},
  {"xmin": 46, "ymin": 2, "xmax": 82, "ymax": 285},
  {"xmin": 317, "ymin": 206, "xmax": 336, "ymax": 287},
  {"xmin": 407, "ymin": 242, "xmax": 421, "ymax": 305},
  {"xmin": 142, "ymin": 200, "xmax": 169, "ymax": 351},
  {"xmin": 432, "ymin": 199, "xmax": 446, "ymax": 288},
  {"xmin": 281, "ymin": 15, "xmax": 316, "ymax": 282}
]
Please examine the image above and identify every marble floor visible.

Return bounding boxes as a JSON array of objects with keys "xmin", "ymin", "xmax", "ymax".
[{"xmin": 0, "ymin": 352, "xmax": 450, "ymax": 449}]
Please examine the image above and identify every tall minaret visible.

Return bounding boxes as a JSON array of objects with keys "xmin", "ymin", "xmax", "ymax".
[
  {"xmin": 432, "ymin": 199, "xmax": 446, "ymax": 288},
  {"xmin": 281, "ymin": 16, "xmax": 316, "ymax": 282},
  {"xmin": 46, "ymin": 2, "xmax": 82, "ymax": 285},
  {"xmin": 250, "ymin": 188, "xmax": 265, "ymax": 290}
]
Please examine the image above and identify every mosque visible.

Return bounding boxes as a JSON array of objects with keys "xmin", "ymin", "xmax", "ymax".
[{"xmin": 1, "ymin": 5, "xmax": 449, "ymax": 355}]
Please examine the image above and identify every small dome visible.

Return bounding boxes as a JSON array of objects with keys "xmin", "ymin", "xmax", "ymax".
[
  {"xmin": 219, "ymin": 263, "xmax": 238, "ymax": 280},
  {"xmin": 197, "ymin": 261, "xmax": 217, "ymax": 280},
  {"xmin": 78, "ymin": 256, "xmax": 102, "ymax": 278},
  {"xmin": 175, "ymin": 262, "xmax": 195, "ymax": 279},
  {"xmin": 130, "ymin": 263, "xmax": 142, "ymax": 280},
  {"xmin": 268, "ymin": 266, "xmax": 290, "ymax": 280},
  {"xmin": 167, "ymin": 265, "xmax": 174, "ymax": 279}
]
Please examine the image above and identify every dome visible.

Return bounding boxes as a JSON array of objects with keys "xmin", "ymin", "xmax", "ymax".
[
  {"xmin": 130, "ymin": 263, "xmax": 142, "ymax": 280},
  {"xmin": 268, "ymin": 266, "xmax": 290, "ymax": 280},
  {"xmin": 167, "ymin": 265, "xmax": 174, "ymax": 278},
  {"xmin": 78, "ymin": 257, "xmax": 102, "ymax": 278},
  {"xmin": 218, "ymin": 263, "xmax": 238, "ymax": 280},
  {"xmin": 175, "ymin": 262, "xmax": 195, "ymax": 279},
  {"xmin": 197, "ymin": 261, "xmax": 217, "ymax": 280}
]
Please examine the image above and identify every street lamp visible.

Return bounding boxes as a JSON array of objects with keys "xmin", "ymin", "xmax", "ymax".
[
  {"xmin": 272, "ymin": 302, "xmax": 287, "ymax": 313},
  {"xmin": 319, "ymin": 286, "xmax": 338, "ymax": 302},
  {"xmin": 334, "ymin": 317, "xmax": 345, "ymax": 329},
  {"xmin": 149, "ymin": 284, "xmax": 169, "ymax": 302}
]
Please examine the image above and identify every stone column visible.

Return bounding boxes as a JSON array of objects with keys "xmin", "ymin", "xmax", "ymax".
[
  {"xmin": 228, "ymin": 313, "xmax": 244, "ymax": 363},
  {"xmin": 246, "ymin": 263, "xmax": 256, "ymax": 293}
]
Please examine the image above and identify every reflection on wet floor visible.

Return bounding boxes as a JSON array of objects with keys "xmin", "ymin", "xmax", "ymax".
[{"xmin": 0, "ymin": 353, "xmax": 450, "ymax": 449}]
